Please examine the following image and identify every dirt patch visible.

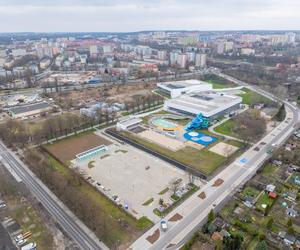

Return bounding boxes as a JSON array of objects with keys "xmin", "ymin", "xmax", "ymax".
[
  {"xmin": 50, "ymin": 82, "xmax": 156, "ymax": 108},
  {"xmin": 212, "ymin": 178, "xmax": 224, "ymax": 187},
  {"xmin": 198, "ymin": 192, "xmax": 206, "ymax": 199},
  {"xmin": 44, "ymin": 132, "xmax": 112, "ymax": 163},
  {"xmin": 185, "ymin": 140, "xmax": 205, "ymax": 150},
  {"xmin": 138, "ymin": 129, "xmax": 185, "ymax": 151},
  {"xmin": 146, "ymin": 229, "xmax": 160, "ymax": 244},
  {"xmin": 168, "ymin": 213, "xmax": 183, "ymax": 222},
  {"xmin": 209, "ymin": 142, "xmax": 239, "ymax": 157}
]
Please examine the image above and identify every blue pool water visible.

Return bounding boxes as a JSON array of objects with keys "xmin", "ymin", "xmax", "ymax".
[
  {"xmin": 184, "ymin": 131, "xmax": 217, "ymax": 147},
  {"xmin": 152, "ymin": 118, "xmax": 178, "ymax": 130}
]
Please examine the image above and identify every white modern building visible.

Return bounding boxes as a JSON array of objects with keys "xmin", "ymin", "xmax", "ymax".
[
  {"xmin": 157, "ymin": 79, "xmax": 213, "ymax": 98},
  {"xmin": 116, "ymin": 117, "xmax": 142, "ymax": 131},
  {"xmin": 164, "ymin": 91, "xmax": 242, "ymax": 120}
]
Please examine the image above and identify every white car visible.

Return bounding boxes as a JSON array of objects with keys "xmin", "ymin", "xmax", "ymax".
[
  {"xmin": 17, "ymin": 239, "xmax": 27, "ymax": 246},
  {"xmin": 15, "ymin": 234, "xmax": 23, "ymax": 241},
  {"xmin": 0, "ymin": 203, "xmax": 6, "ymax": 208},
  {"xmin": 160, "ymin": 220, "xmax": 168, "ymax": 232}
]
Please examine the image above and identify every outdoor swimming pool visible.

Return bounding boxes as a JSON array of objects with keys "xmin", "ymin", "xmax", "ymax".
[
  {"xmin": 184, "ymin": 131, "xmax": 217, "ymax": 147},
  {"xmin": 152, "ymin": 118, "xmax": 179, "ymax": 130}
]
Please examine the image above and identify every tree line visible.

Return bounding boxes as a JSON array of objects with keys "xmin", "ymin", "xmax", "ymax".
[
  {"xmin": 0, "ymin": 93, "xmax": 164, "ymax": 147},
  {"xmin": 23, "ymin": 149, "xmax": 131, "ymax": 248},
  {"xmin": 0, "ymin": 113, "xmax": 111, "ymax": 147}
]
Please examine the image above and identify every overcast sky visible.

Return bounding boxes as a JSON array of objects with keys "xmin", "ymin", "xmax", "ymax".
[{"xmin": 0, "ymin": 0, "xmax": 299, "ymax": 32}]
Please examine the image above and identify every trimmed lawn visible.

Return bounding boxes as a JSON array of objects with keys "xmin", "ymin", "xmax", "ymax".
[
  {"xmin": 158, "ymin": 187, "xmax": 169, "ymax": 195},
  {"xmin": 143, "ymin": 198, "xmax": 154, "ymax": 206},
  {"xmin": 136, "ymin": 216, "xmax": 153, "ymax": 230},
  {"xmin": 238, "ymin": 88, "xmax": 273, "ymax": 106},
  {"xmin": 121, "ymin": 131, "xmax": 225, "ymax": 175},
  {"xmin": 256, "ymin": 193, "xmax": 275, "ymax": 212},
  {"xmin": 153, "ymin": 184, "xmax": 199, "ymax": 217},
  {"xmin": 202, "ymin": 74, "xmax": 238, "ymax": 89},
  {"xmin": 262, "ymin": 163, "xmax": 277, "ymax": 176},
  {"xmin": 207, "ymin": 79, "xmax": 237, "ymax": 89},
  {"xmin": 214, "ymin": 119, "xmax": 238, "ymax": 138},
  {"xmin": 242, "ymin": 187, "xmax": 260, "ymax": 199}
]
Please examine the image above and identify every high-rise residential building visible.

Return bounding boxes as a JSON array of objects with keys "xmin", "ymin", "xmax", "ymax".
[
  {"xmin": 217, "ymin": 42, "xmax": 225, "ymax": 54},
  {"xmin": 187, "ymin": 52, "xmax": 196, "ymax": 63},
  {"xmin": 89, "ymin": 45, "xmax": 98, "ymax": 56},
  {"xmin": 0, "ymin": 50, "xmax": 6, "ymax": 58},
  {"xmin": 195, "ymin": 53, "xmax": 207, "ymax": 67},
  {"xmin": 102, "ymin": 45, "xmax": 112, "ymax": 54},
  {"xmin": 158, "ymin": 50, "xmax": 167, "ymax": 60},
  {"xmin": 170, "ymin": 51, "xmax": 179, "ymax": 65},
  {"xmin": 136, "ymin": 46, "xmax": 152, "ymax": 56},
  {"xmin": 177, "ymin": 53, "xmax": 188, "ymax": 68},
  {"xmin": 224, "ymin": 42, "xmax": 234, "ymax": 52},
  {"xmin": 285, "ymin": 32, "xmax": 296, "ymax": 44},
  {"xmin": 12, "ymin": 48, "xmax": 27, "ymax": 58},
  {"xmin": 152, "ymin": 32, "xmax": 167, "ymax": 39},
  {"xmin": 36, "ymin": 47, "xmax": 53, "ymax": 59}
]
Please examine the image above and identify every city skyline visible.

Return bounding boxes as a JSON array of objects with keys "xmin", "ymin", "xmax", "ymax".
[{"xmin": 0, "ymin": 0, "xmax": 300, "ymax": 32}]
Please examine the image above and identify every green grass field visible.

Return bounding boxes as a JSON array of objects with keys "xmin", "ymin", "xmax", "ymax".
[
  {"xmin": 121, "ymin": 131, "xmax": 226, "ymax": 175},
  {"xmin": 238, "ymin": 88, "xmax": 273, "ymax": 106},
  {"xmin": 242, "ymin": 187, "xmax": 260, "ymax": 199},
  {"xmin": 262, "ymin": 163, "xmax": 277, "ymax": 176},
  {"xmin": 207, "ymin": 79, "xmax": 237, "ymax": 89},
  {"xmin": 202, "ymin": 74, "xmax": 238, "ymax": 89},
  {"xmin": 256, "ymin": 193, "xmax": 275, "ymax": 212},
  {"xmin": 214, "ymin": 119, "xmax": 242, "ymax": 140}
]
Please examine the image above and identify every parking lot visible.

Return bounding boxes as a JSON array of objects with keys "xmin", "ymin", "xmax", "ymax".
[{"xmin": 75, "ymin": 143, "xmax": 190, "ymax": 221}]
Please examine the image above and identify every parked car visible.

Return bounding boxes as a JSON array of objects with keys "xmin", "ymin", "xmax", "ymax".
[
  {"xmin": 17, "ymin": 239, "xmax": 27, "ymax": 246},
  {"xmin": 160, "ymin": 220, "xmax": 168, "ymax": 232}
]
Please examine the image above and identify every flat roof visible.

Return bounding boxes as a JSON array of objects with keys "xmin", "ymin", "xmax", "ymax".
[
  {"xmin": 159, "ymin": 79, "xmax": 211, "ymax": 89},
  {"xmin": 165, "ymin": 91, "xmax": 242, "ymax": 116},
  {"xmin": 9, "ymin": 102, "xmax": 50, "ymax": 115},
  {"xmin": 117, "ymin": 117, "xmax": 142, "ymax": 127}
]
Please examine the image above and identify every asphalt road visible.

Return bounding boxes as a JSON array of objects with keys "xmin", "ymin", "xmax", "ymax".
[
  {"xmin": 0, "ymin": 221, "xmax": 17, "ymax": 250},
  {"xmin": 130, "ymin": 73, "xmax": 300, "ymax": 250},
  {"xmin": 0, "ymin": 142, "xmax": 108, "ymax": 250}
]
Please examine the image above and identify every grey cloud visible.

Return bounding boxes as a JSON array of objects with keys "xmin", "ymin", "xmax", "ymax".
[{"xmin": 0, "ymin": 0, "xmax": 299, "ymax": 32}]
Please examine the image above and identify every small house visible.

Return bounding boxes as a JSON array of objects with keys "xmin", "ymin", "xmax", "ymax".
[
  {"xmin": 284, "ymin": 234, "xmax": 296, "ymax": 245},
  {"xmin": 211, "ymin": 232, "xmax": 223, "ymax": 241},
  {"xmin": 288, "ymin": 165, "xmax": 300, "ymax": 173},
  {"xmin": 285, "ymin": 190, "xmax": 297, "ymax": 202},
  {"xmin": 243, "ymin": 197, "xmax": 255, "ymax": 208},
  {"xmin": 278, "ymin": 231, "xmax": 286, "ymax": 240},
  {"xmin": 273, "ymin": 160, "xmax": 283, "ymax": 166},
  {"xmin": 266, "ymin": 184, "xmax": 276, "ymax": 193},
  {"xmin": 268, "ymin": 192, "xmax": 277, "ymax": 199},
  {"xmin": 213, "ymin": 217, "xmax": 226, "ymax": 229},
  {"xmin": 286, "ymin": 207, "xmax": 298, "ymax": 218}
]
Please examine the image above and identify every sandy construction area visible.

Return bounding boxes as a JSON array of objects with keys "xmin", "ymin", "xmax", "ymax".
[
  {"xmin": 209, "ymin": 142, "xmax": 239, "ymax": 157},
  {"xmin": 138, "ymin": 129, "xmax": 185, "ymax": 151}
]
